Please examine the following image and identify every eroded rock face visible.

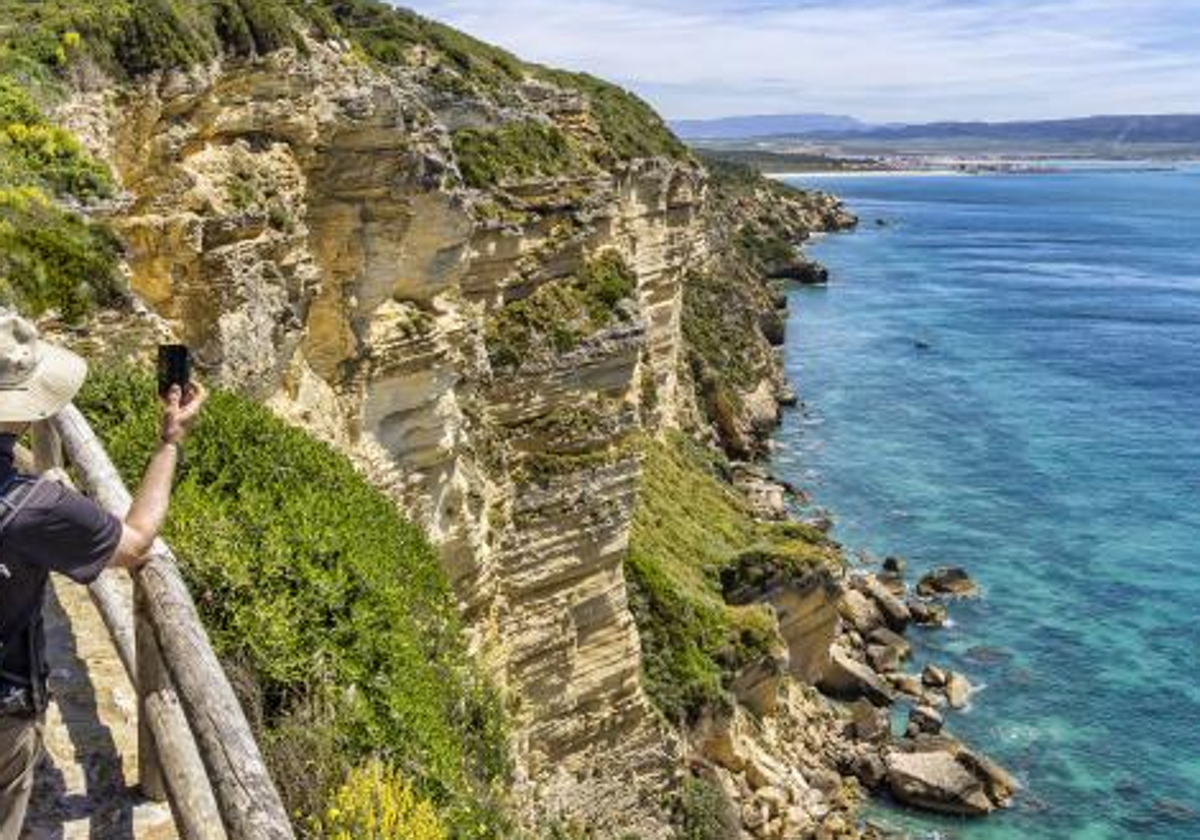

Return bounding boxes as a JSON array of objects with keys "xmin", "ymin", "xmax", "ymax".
[
  {"xmin": 65, "ymin": 24, "xmax": 866, "ymax": 833},
  {"xmin": 75, "ymin": 40, "xmax": 720, "ymax": 836}
]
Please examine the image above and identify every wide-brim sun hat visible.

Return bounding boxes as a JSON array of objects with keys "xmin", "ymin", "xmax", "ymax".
[{"xmin": 0, "ymin": 310, "xmax": 88, "ymax": 423}]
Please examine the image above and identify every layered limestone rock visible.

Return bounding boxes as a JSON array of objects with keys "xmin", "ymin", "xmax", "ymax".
[{"xmin": 67, "ymin": 40, "xmax": 714, "ymax": 835}]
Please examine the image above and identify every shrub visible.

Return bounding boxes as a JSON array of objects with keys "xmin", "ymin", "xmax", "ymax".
[
  {"xmin": 677, "ymin": 776, "xmax": 738, "ymax": 840},
  {"xmin": 322, "ymin": 759, "xmax": 449, "ymax": 840},
  {"xmin": 0, "ymin": 78, "xmax": 113, "ymax": 199},
  {"xmin": 452, "ymin": 121, "xmax": 581, "ymax": 189},
  {"xmin": 75, "ymin": 367, "xmax": 510, "ymax": 837},
  {"xmin": 485, "ymin": 251, "xmax": 636, "ymax": 370},
  {"xmin": 0, "ymin": 186, "xmax": 123, "ymax": 321}
]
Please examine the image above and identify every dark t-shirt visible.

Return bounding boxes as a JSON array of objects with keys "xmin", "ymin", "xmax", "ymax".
[{"xmin": 0, "ymin": 435, "xmax": 122, "ymax": 684}]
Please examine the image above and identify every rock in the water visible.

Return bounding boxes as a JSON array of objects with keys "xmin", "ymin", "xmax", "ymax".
[
  {"xmin": 867, "ymin": 627, "xmax": 912, "ymax": 662},
  {"xmin": 877, "ymin": 571, "xmax": 907, "ymax": 597},
  {"xmin": 882, "ymin": 555, "xmax": 907, "ymax": 575},
  {"xmin": 888, "ymin": 672, "xmax": 924, "ymax": 698},
  {"xmin": 957, "ymin": 747, "xmax": 1021, "ymax": 807},
  {"xmin": 867, "ymin": 644, "xmax": 902, "ymax": 673},
  {"xmin": 858, "ymin": 574, "xmax": 912, "ymax": 631},
  {"xmin": 906, "ymin": 705, "xmax": 944, "ymax": 737},
  {"xmin": 921, "ymin": 664, "xmax": 948, "ymax": 689},
  {"xmin": 885, "ymin": 749, "xmax": 995, "ymax": 816},
  {"xmin": 907, "ymin": 599, "xmax": 948, "ymax": 627},
  {"xmin": 945, "ymin": 672, "xmax": 972, "ymax": 709},
  {"xmin": 819, "ymin": 646, "xmax": 896, "ymax": 706},
  {"xmin": 916, "ymin": 566, "xmax": 979, "ymax": 598}
]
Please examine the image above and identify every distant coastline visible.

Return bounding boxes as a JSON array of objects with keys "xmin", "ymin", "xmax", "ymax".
[{"xmin": 700, "ymin": 146, "xmax": 1191, "ymax": 178}]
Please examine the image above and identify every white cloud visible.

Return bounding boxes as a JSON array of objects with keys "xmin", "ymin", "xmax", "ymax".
[{"xmin": 404, "ymin": 0, "xmax": 1200, "ymax": 121}]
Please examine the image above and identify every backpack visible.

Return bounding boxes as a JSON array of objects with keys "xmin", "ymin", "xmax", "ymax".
[{"xmin": 0, "ymin": 473, "xmax": 50, "ymax": 709}]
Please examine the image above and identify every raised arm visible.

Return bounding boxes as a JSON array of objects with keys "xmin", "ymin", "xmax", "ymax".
[{"xmin": 110, "ymin": 382, "xmax": 207, "ymax": 569}]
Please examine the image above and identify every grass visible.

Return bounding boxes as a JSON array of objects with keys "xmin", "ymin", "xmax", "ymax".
[
  {"xmin": 75, "ymin": 366, "xmax": 511, "ymax": 839},
  {"xmin": 485, "ymin": 251, "xmax": 637, "ymax": 371},
  {"xmin": 625, "ymin": 434, "xmax": 841, "ymax": 723}
]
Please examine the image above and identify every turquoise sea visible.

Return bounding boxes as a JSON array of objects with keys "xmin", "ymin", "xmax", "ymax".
[{"xmin": 774, "ymin": 167, "xmax": 1200, "ymax": 839}]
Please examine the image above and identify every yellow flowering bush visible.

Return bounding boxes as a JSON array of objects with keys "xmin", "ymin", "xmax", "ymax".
[{"xmin": 323, "ymin": 760, "xmax": 448, "ymax": 840}]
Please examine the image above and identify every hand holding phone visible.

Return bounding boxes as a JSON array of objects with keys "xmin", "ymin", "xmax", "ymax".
[
  {"xmin": 157, "ymin": 345, "xmax": 191, "ymax": 399},
  {"xmin": 157, "ymin": 345, "xmax": 207, "ymax": 445}
]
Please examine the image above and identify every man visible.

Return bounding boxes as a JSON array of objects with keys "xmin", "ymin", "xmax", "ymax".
[{"xmin": 0, "ymin": 310, "xmax": 205, "ymax": 839}]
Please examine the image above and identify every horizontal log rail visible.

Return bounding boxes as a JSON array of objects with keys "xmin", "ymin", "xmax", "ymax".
[{"xmin": 30, "ymin": 410, "xmax": 294, "ymax": 840}]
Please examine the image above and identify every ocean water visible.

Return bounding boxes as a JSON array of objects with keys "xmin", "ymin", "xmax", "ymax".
[{"xmin": 772, "ymin": 168, "xmax": 1200, "ymax": 839}]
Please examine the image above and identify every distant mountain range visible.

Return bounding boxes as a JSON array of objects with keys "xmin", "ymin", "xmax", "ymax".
[
  {"xmin": 671, "ymin": 113, "xmax": 1200, "ymax": 144},
  {"xmin": 669, "ymin": 113, "xmax": 870, "ymax": 139}
]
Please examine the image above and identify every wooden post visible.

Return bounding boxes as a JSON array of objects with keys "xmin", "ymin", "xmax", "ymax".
[
  {"xmin": 137, "ymin": 586, "xmax": 229, "ymax": 840},
  {"xmin": 21, "ymin": 439, "xmax": 228, "ymax": 840},
  {"xmin": 51, "ymin": 405, "xmax": 295, "ymax": 840},
  {"xmin": 136, "ymin": 585, "xmax": 168, "ymax": 802}
]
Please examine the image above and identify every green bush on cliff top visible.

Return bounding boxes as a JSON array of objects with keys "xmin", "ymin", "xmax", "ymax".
[
  {"xmin": 76, "ymin": 366, "xmax": 510, "ymax": 839},
  {"xmin": 0, "ymin": 76, "xmax": 121, "ymax": 321},
  {"xmin": 626, "ymin": 434, "xmax": 839, "ymax": 723},
  {"xmin": 452, "ymin": 120, "xmax": 582, "ymax": 189}
]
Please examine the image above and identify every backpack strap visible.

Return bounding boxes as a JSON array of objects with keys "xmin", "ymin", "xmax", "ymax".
[{"xmin": 0, "ymin": 475, "xmax": 48, "ymax": 701}]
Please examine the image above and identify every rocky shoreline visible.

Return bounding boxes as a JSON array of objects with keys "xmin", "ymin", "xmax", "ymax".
[{"xmin": 723, "ymin": 456, "xmax": 1021, "ymax": 836}]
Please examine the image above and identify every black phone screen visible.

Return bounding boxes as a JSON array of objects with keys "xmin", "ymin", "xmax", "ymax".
[{"xmin": 157, "ymin": 345, "xmax": 191, "ymax": 398}]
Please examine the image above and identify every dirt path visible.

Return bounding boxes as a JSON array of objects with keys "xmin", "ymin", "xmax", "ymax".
[{"xmin": 21, "ymin": 575, "xmax": 177, "ymax": 840}]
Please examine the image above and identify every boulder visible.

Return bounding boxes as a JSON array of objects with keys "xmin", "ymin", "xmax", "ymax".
[
  {"xmin": 849, "ymin": 698, "xmax": 891, "ymax": 743},
  {"xmin": 921, "ymin": 664, "xmax": 948, "ymax": 689},
  {"xmin": 877, "ymin": 572, "xmax": 907, "ymax": 597},
  {"xmin": 766, "ymin": 574, "xmax": 842, "ymax": 684},
  {"xmin": 957, "ymin": 748, "xmax": 1020, "ymax": 807},
  {"xmin": 888, "ymin": 672, "xmax": 923, "ymax": 698},
  {"xmin": 882, "ymin": 555, "xmax": 907, "ymax": 575},
  {"xmin": 885, "ymin": 749, "xmax": 994, "ymax": 816},
  {"xmin": 868, "ymin": 627, "xmax": 912, "ymax": 661},
  {"xmin": 945, "ymin": 672, "xmax": 972, "ymax": 709},
  {"xmin": 906, "ymin": 705, "xmax": 943, "ymax": 736},
  {"xmin": 818, "ymin": 646, "xmax": 895, "ymax": 706},
  {"xmin": 867, "ymin": 644, "xmax": 902, "ymax": 673},
  {"xmin": 850, "ymin": 750, "xmax": 888, "ymax": 789},
  {"xmin": 908, "ymin": 599, "xmax": 948, "ymax": 627},
  {"xmin": 858, "ymin": 575, "xmax": 911, "ymax": 631},
  {"xmin": 838, "ymin": 588, "xmax": 885, "ymax": 635},
  {"xmin": 916, "ymin": 566, "xmax": 979, "ymax": 598},
  {"xmin": 732, "ymin": 657, "xmax": 784, "ymax": 716}
]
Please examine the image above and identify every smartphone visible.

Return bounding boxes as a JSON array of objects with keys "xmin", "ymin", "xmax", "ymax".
[{"xmin": 157, "ymin": 345, "xmax": 191, "ymax": 398}]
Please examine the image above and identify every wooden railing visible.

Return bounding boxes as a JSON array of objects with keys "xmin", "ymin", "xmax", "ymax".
[{"xmin": 28, "ymin": 409, "xmax": 295, "ymax": 840}]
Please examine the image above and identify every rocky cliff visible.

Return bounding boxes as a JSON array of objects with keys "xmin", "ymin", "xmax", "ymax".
[{"xmin": 5, "ymin": 3, "xmax": 861, "ymax": 836}]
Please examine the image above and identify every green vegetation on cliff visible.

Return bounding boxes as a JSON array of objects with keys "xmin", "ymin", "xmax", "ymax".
[
  {"xmin": 0, "ymin": 77, "xmax": 121, "ymax": 320},
  {"xmin": 625, "ymin": 434, "xmax": 840, "ymax": 723},
  {"xmin": 485, "ymin": 251, "xmax": 637, "ymax": 370},
  {"xmin": 452, "ymin": 120, "xmax": 582, "ymax": 189},
  {"xmin": 76, "ymin": 367, "xmax": 510, "ymax": 839},
  {"xmin": 535, "ymin": 68, "xmax": 688, "ymax": 163}
]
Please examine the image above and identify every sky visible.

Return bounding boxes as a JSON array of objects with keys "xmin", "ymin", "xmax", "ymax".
[{"xmin": 404, "ymin": 0, "xmax": 1200, "ymax": 123}]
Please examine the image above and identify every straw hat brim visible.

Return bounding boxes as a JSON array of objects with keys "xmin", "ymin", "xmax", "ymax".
[{"xmin": 0, "ymin": 342, "xmax": 88, "ymax": 423}]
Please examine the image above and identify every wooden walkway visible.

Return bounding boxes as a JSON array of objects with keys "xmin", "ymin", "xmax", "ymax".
[{"xmin": 22, "ymin": 577, "xmax": 176, "ymax": 840}]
